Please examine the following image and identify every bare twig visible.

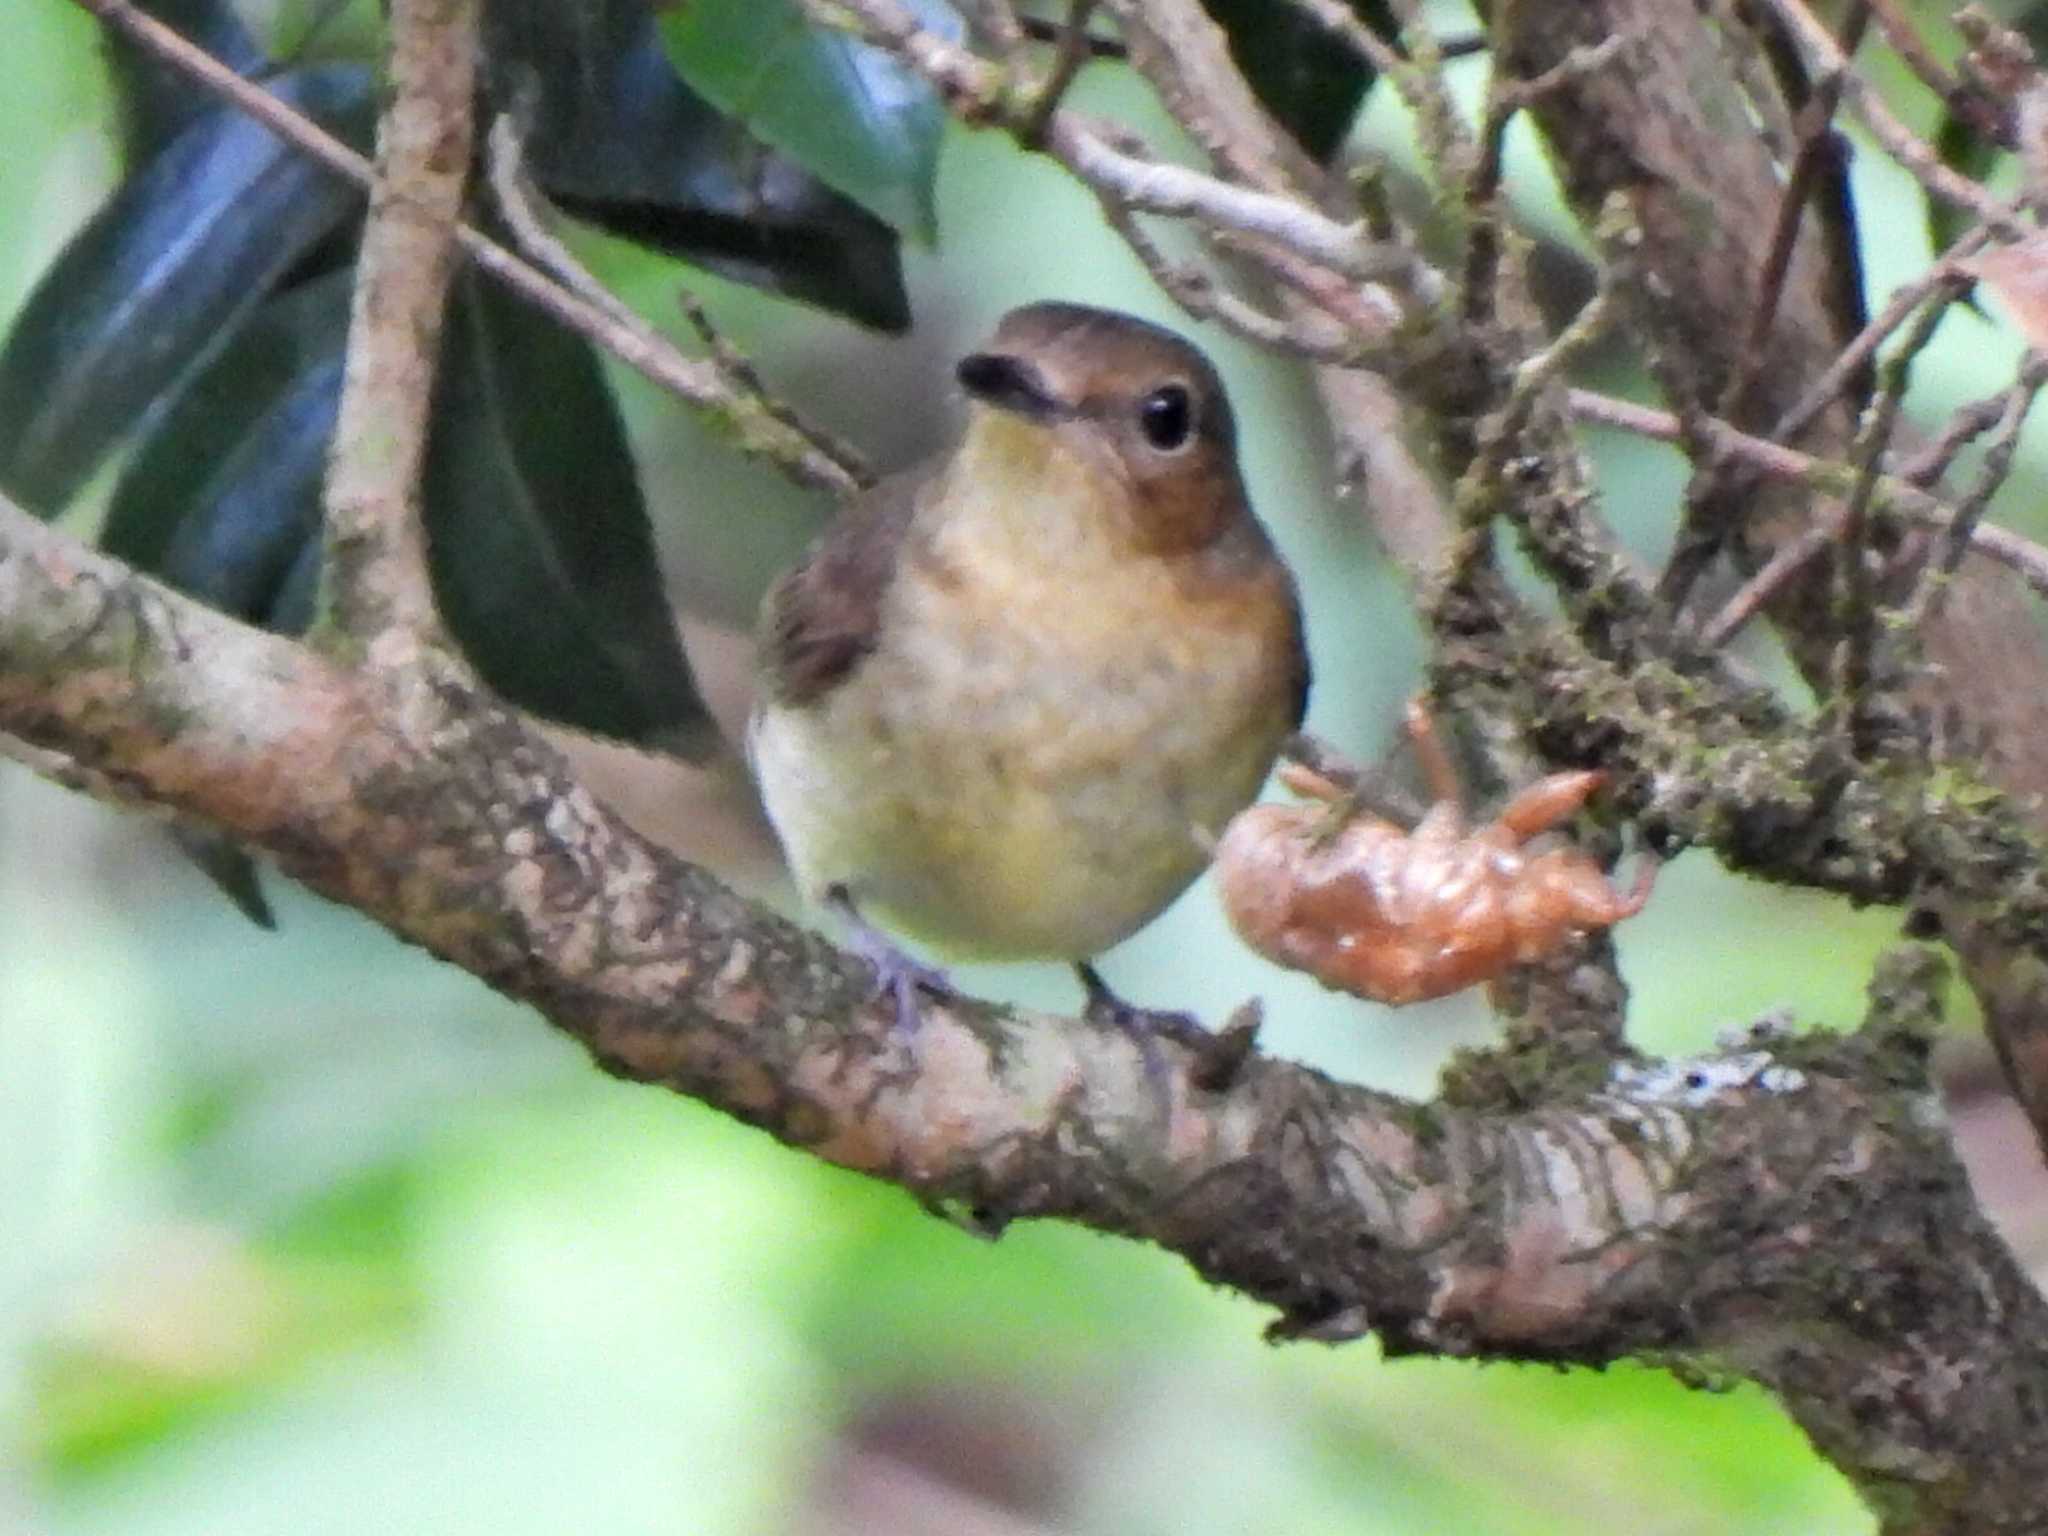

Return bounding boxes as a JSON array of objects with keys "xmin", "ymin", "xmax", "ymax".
[
  {"xmin": 484, "ymin": 113, "xmax": 872, "ymax": 490},
  {"xmin": 1476, "ymin": 33, "xmax": 1633, "ymax": 208},
  {"xmin": 808, "ymin": 0, "xmax": 1425, "ymax": 298},
  {"xmin": 1468, "ymin": 33, "xmax": 1634, "ymax": 317},
  {"xmin": 1903, "ymin": 353, "xmax": 2048, "ymax": 627},
  {"xmin": 1278, "ymin": 0, "xmax": 1405, "ymax": 79},
  {"xmin": 317, "ymin": 0, "xmax": 478, "ymax": 647},
  {"xmin": 1382, "ymin": 0, "xmax": 1478, "ymax": 189},
  {"xmin": 1861, "ymin": 0, "xmax": 1948, "ymax": 92},
  {"xmin": 1697, "ymin": 521, "xmax": 1836, "ymax": 647},
  {"xmin": 1092, "ymin": 198, "xmax": 1354, "ymax": 358},
  {"xmin": 1711, "ymin": 0, "xmax": 1797, "ymax": 159},
  {"xmin": 674, "ymin": 299, "xmax": 874, "ymax": 488},
  {"xmin": 1569, "ymin": 389, "xmax": 2048, "ymax": 607},
  {"xmin": 1020, "ymin": 0, "xmax": 1100, "ymax": 144},
  {"xmin": 1278, "ymin": 0, "xmax": 1446, "ymax": 150},
  {"xmin": 483, "ymin": 110, "xmax": 647, "ymax": 332},
  {"xmin": 1758, "ymin": 0, "xmax": 2027, "ymax": 233},
  {"xmin": 1771, "ymin": 246, "xmax": 1989, "ymax": 445},
  {"xmin": 1721, "ymin": 2, "xmax": 1870, "ymax": 426},
  {"xmin": 1054, "ymin": 122, "xmax": 1397, "ymax": 281},
  {"xmin": 67, "ymin": 0, "xmax": 863, "ymax": 498},
  {"xmin": 1898, "ymin": 373, "xmax": 2044, "ymax": 487},
  {"xmin": 1825, "ymin": 290, "xmax": 1947, "ymax": 730}
]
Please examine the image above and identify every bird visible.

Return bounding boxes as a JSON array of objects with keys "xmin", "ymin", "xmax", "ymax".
[{"xmin": 749, "ymin": 300, "xmax": 1308, "ymax": 1032}]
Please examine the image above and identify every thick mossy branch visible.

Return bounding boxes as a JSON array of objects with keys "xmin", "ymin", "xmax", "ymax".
[
  {"xmin": 2, "ymin": 496, "xmax": 2046, "ymax": 1527},
  {"xmin": 1430, "ymin": 559, "xmax": 2048, "ymax": 912}
]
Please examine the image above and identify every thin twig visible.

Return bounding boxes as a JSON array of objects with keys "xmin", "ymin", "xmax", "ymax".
[
  {"xmin": 1021, "ymin": 0, "xmax": 1100, "ymax": 144},
  {"xmin": 1093, "ymin": 197, "xmax": 1354, "ymax": 358},
  {"xmin": 1697, "ymin": 524, "xmax": 1835, "ymax": 647},
  {"xmin": 1278, "ymin": 0, "xmax": 1454, "ymax": 168},
  {"xmin": 67, "ymin": 0, "xmax": 863, "ymax": 498},
  {"xmin": 674, "ymin": 298, "xmax": 873, "ymax": 488},
  {"xmin": 1713, "ymin": 0, "xmax": 1798, "ymax": 159},
  {"xmin": 1464, "ymin": 34, "xmax": 1632, "ymax": 326},
  {"xmin": 484, "ymin": 112, "xmax": 647, "ymax": 333},
  {"xmin": 1903, "ymin": 353, "xmax": 2048, "ymax": 627},
  {"xmin": 484, "ymin": 112, "xmax": 872, "ymax": 489},
  {"xmin": 1897, "ymin": 374, "xmax": 2041, "ymax": 487},
  {"xmin": 1569, "ymin": 388, "xmax": 2048, "ymax": 610},
  {"xmin": 1720, "ymin": 1, "xmax": 1870, "ymax": 426},
  {"xmin": 1757, "ymin": 0, "xmax": 2027, "ymax": 233},
  {"xmin": 1054, "ymin": 122, "xmax": 1401, "ymax": 281},
  {"xmin": 1771, "ymin": 241, "xmax": 1991, "ymax": 444},
  {"xmin": 807, "ymin": 0, "xmax": 1421, "ymax": 297},
  {"xmin": 1475, "ymin": 33, "xmax": 1633, "ymax": 210},
  {"xmin": 1867, "ymin": 0, "xmax": 1957, "ymax": 119},
  {"xmin": 1829, "ymin": 294, "xmax": 1948, "ymax": 732},
  {"xmin": 1383, "ymin": 0, "xmax": 1478, "ymax": 189}
]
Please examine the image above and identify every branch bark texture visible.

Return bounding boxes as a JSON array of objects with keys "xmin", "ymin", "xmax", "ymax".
[
  {"xmin": 2, "ymin": 496, "xmax": 2046, "ymax": 1529},
  {"xmin": 18, "ymin": 0, "xmax": 2048, "ymax": 1530}
]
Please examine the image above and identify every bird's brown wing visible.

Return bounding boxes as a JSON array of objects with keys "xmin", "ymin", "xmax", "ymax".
[{"xmin": 757, "ymin": 467, "xmax": 926, "ymax": 707}]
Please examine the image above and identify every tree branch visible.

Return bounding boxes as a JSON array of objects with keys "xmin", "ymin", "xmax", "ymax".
[
  {"xmin": 1495, "ymin": 0, "xmax": 2048, "ymax": 1161},
  {"xmin": 316, "ymin": 0, "xmax": 476, "ymax": 649},
  {"xmin": 1, "ymin": 491, "xmax": 2045, "ymax": 1528}
]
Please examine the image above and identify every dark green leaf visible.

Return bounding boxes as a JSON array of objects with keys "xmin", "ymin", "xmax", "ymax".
[
  {"xmin": 555, "ymin": 192, "xmax": 909, "ymax": 333},
  {"xmin": 103, "ymin": 0, "xmax": 267, "ymax": 163},
  {"xmin": 0, "ymin": 63, "xmax": 373, "ymax": 512},
  {"xmin": 98, "ymin": 274, "xmax": 351, "ymax": 940},
  {"xmin": 484, "ymin": 0, "xmax": 909, "ymax": 329},
  {"xmin": 657, "ymin": 0, "xmax": 957, "ymax": 244},
  {"xmin": 1928, "ymin": 110, "xmax": 2002, "ymax": 282},
  {"xmin": 105, "ymin": 270, "xmax": 355, "ymax": 579},
  {"xmin": 1200, "ymin": 0, "xmax": 1387, "ymax": 162},
  {"xmin": 153, "ymin": 356, "xmax": 338, "ymax": 620},
  {"xmin": 425, "ymin": 274, "xmax": 715, "ymax": 752},
  {"xmin": 110, "ymin": 314, "xmax": 337, "ymax": 936}
]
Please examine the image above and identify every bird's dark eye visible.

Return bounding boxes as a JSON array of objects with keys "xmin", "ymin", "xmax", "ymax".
[{"xmin": 1138, "ymin": 384, "xmax": 1193, "ymax": 451}]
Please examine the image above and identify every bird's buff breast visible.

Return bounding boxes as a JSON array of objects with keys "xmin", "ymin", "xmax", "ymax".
[{"xmin": 751, "ymin": 538, "xmax": 1297, "ymax": 961}]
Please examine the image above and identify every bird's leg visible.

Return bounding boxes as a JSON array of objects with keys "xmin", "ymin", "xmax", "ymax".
[
  {"xmin": 826, "ymin": 886, "xmax": 952, "ymax": 1036},
  {"xmin": 1078, "ymin": 960, "xmax": 1169, "ymax": 1088},
  {"xmin": 1075, "ymin": 959, "xmax": 1211, "ymax": 1070}
]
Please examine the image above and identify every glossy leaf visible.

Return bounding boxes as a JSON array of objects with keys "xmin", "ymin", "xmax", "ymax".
[
  {"xmin": 657, "ymin": 0, "xmax": 957, "ymax": 245},
  {"xmin": 105, "ymin": 269, "xmax": 355, "ymax": 581},
  {"xmin": 103, "ymin": 0, "xmax": 267, "ymax": 163},
  {"xmin": 424, "ymin": 273, "xmax": 715, "ymax": 753},
  {"xmin": 1201, "ymin": 0, "xmax": 1388, "ymax": 163},
  {"xmin": 0, "ymin": 64, "xmax": 372, "ymax": 511},
  {"xmin": 153, "ymin": 357, "xmax": 338, "ymax": 621},
  {"xmin": 485, "ymin": 0, "xmax": 910, "ymax": 329},
  {"xmin": 1928, "ymin": 110, "xmax": 2003, "ymax": 284}
]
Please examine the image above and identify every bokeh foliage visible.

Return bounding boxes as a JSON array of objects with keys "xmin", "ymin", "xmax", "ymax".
[{"xmin": 13, "ymin": 0, "xmax": 2048, "ymax": 1530}]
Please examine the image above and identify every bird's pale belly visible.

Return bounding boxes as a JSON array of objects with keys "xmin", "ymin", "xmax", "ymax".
[{"xmin": 750, "ymin": 628, "xmax": 1291, "ymax": 961}]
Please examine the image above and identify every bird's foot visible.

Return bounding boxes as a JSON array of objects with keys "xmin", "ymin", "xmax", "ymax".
[
  {"xmin": 1076, "ymin": 964, "xmax": 1263, "ymax": 1093},
  {"xmin": 1075, "ymin": 961, "xmax": 1202, "ymax": 1042},
  {"xmin": 1075, "ymin": 961, "xmax": 1204, "ymax": 1089},
  {"xmin": 829, "ymin": 888, "xmax": 952, "ymax": 1036}
]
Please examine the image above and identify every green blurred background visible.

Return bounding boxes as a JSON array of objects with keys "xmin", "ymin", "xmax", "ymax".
[{"xmin": 7, "ymin": 3, "xmax": 2047, "ymax": 1531}]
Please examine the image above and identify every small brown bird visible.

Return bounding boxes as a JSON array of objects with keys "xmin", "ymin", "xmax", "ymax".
[{"xmin": 749, "ymin": 301, "xmax": 1308, "ymax": 1026}]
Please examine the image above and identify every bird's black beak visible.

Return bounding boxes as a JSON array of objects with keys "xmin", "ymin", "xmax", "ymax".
[{"xmin": 956, "ymin": 352, "xmax": 1062, "ymax": 420}]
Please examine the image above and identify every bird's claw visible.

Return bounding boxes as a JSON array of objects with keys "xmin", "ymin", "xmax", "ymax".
[
  {"xmin": 869, "ymin": 947, "xmax": 953, "ymax": 1037},
  {"xmin": 829, "ymin": 887, "xmax": 951, "ymax": 1037}
]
